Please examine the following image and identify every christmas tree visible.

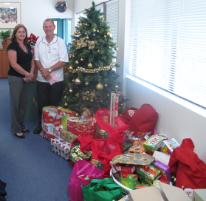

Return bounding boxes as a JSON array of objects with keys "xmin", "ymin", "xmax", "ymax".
[{"xmin": 62, "ymin": 2, "xmax": 120, "ymax": 113}]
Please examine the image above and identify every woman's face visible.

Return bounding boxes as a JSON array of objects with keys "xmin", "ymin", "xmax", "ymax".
[{"xmin": 15, "ymin": 27, "xmax": 27, "ymax": 41}]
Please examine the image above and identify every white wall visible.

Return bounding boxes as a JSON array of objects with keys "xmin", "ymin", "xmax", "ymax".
[
  {"xmin": 0, "ymin": 0, "xmax": 74, "ymax": 36},
  {"xmin": 22, "ymin": 0, "xmax": 74, "ymax": 36},
  {"xmin": 125, "ymin": 78, "xmax": 206, "ymax": 161}
]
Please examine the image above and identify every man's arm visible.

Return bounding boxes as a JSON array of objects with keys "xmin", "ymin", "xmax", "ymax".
[{"xmin": 48, "ymin": 61, "xmax": 66, "ymax": 72}]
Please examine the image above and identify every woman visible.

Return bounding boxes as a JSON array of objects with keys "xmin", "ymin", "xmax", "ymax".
[{"xmin": 7, "ymin": 24, "xmax": 35, "ymax": 138}]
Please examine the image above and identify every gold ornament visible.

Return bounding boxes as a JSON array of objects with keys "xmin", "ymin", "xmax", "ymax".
[
  {"xmin": 96, "ymin": 83, "xmax": 104, "ymax": 90},
  {"xmin": 88, "ymin": 63, "xmax": 92, "ymax": 68},
  {"xmin": 107, "ymin": 32, "xmax": 112, "ymax": 37},
  {"xmin": 74, "ymin": 78, "xmax": 81, "ymax": 85}
]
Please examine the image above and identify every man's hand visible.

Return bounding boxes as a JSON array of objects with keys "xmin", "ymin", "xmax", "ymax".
[{"xmin": 40, "ymin": 68, "xmax": 51, "ymax": 80}]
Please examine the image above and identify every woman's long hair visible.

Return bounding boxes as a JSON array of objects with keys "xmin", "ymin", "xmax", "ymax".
[{"xmin": 11, "ymin": 24, "xmax": 28, "ymax": 45}]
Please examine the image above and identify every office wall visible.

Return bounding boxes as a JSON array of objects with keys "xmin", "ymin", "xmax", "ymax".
[{"xmin": 0, "ymin": 0, "xmax": 74, "ymax": 36}]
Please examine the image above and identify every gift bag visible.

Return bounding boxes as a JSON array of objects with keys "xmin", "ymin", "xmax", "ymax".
[
  {"xmin": 95, "ymin": 109, "xmax": 129, "ymax": 143},
  {"xmin": 169, "ymin": 138, "xmax": 206, "ymax": 189},
  {"xmin": 82, "ymin": 178, "xmax": 124, "ymax": 201},
  {"xmin": 129, "ymin": 104, "xmax": 158, "ymax": 137},
  {"xmin": 92, "ymin": 139, "xmax": 122, "ymax": 176},
  {"xmin": 68, "ymin": 160, "xmax": 104, "ymax": 201}
]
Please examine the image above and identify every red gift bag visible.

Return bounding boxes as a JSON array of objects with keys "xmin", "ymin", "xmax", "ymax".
[
  {"xmin": 92, "ymin": 139, "xmax": 122, "ymax": 176},
  {"xmin": 169, "ymin": 138, "xmax": 206, "ymax": 189},
  {"xmin": 129, "ymin": 104, "xmax": 158, "ymax": 135},
  {"xmin": 95, "ymin": 109, "xmax": 129, "ymax": 143}
]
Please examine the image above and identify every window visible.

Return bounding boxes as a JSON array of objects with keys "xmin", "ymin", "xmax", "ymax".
[
  {"xmin": 52, "ymin": 18, "xmax": 72, "ymax": 48},
  {"xmin": 127, "ymin": 0, "xmax": 206, "ymax": 108},
  {"xmin": 105, "ymin": 0, "xmax": 119, "ymax": 45}
]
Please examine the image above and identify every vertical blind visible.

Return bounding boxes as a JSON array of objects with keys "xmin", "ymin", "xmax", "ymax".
[
  {"xmin": 127, "ymin": 0, "xmax": 206, "ymax": 108},
  {"xmin": 105, "ymin": 0, "xmax": 119, "ymax": 45}
]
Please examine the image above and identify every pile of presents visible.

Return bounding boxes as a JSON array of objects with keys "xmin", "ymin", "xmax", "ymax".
[{"xmin": 40, "ymin": 94, "xmax": 206, "ymax": 201}]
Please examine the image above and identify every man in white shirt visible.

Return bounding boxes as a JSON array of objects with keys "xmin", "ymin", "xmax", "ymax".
[{"xmin": 34, "ymin": 18, "xmax": 68, "ymax": 134}]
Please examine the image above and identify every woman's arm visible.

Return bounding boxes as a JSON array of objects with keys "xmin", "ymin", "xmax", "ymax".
[{"xmin": 30, "ymin": 59, "xmax": 35, "ymax": 74}]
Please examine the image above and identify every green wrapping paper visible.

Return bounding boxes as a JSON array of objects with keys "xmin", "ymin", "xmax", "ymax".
[
  {"xmin": 69, "ymin": 144, "xmax": 91, "ymax": 162},
  {"xmin": 82, "ymin": 178, "xmax": 124, "ymax": 201}
]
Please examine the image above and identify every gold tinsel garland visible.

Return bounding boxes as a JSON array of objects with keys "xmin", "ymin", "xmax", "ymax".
[{"xmin": 65, "ymin": 63, "xmax": 116, "ymax": 74}]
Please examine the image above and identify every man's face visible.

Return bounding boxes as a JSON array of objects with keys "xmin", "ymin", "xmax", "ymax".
[{"xmin": 43, "ymin": 21, "xmax": 55, "ymax": 36}]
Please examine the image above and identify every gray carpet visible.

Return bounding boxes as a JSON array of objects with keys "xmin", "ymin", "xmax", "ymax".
[{"xmin": 0, "ymin": 79, "xmax": 71, "ymax": 201}]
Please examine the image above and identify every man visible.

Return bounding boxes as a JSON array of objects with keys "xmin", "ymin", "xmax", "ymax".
[{"xmin": 33, "ymin": 18, "xmax": 68, "ymax": 134}]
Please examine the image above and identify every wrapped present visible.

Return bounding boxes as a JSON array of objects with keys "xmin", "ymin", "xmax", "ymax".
[
  {"xmin": 143, "ymin": 134, "xmax": 167, "ymax": 153},
  {"xmin": 42, "ymin": 106, "xmax": 58, "ymax": 124},
  {"xmin": 111, "ymin": 153, "xmax": 154, "ymax": 166},
  {"xmin": 50, "ymin": 138, "xmax": 71, "ymax": 160},
  {"xmin": 154, "ymin": 160, "xmax": 171, "ymax": 183},
  {"xmin": 69, "ymin": 144, "xmax": 91, "ymax": 163},
  {"xmin": 42, "ymin": 106, "xmax": 61, "ymax": 138},
  {"xmin": 82, "ymin": 178, "xmax": 124, "ymax": 201},
  {"xmin": 136, "ymin": 164, "xmax": 161, "ymax": 185},
  {"xmin": 57, "ymin": 107, "xmax": 78, "ymax": 130},
  {"xmin": 40, "ymin": 130, "xmax": 55, "ymax": 140},
  {"xmin": 153, "ymin": 150, "xmax": 170, "ymax": 166},
  {"xmin": 111, "ymin": 164, "xmax": 136, "ymax": 179},
  {"xmin": 120, "ymin": 174, "xmax": 138, "ymax": 190},
  {"xmin": 120, "ymin": 165, "xmax": 136, "ymax": 178},
  {"xmin": 60, "ymin": 128, "xmax": 78, "ymax": 143},
  {"xmin": 160, "ymin": 138, "xmax": 180, "ymax": 154},
  {"xmin": 128, "ymin": 140, "xmax": 145, "ymax": 154},
  {"xmin": 68, "ymin": 116, "xmax": 96, "ymax": 136}
]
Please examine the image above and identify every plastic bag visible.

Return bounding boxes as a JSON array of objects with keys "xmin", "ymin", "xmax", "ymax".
[{"xmin": 67, "ymin": 160, "xmax": 104, "ymax": 201}]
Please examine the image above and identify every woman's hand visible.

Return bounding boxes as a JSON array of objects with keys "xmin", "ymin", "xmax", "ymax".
[{"xmin": 24, "ymin": 72, "xmax": 34, "ymax": 81}]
